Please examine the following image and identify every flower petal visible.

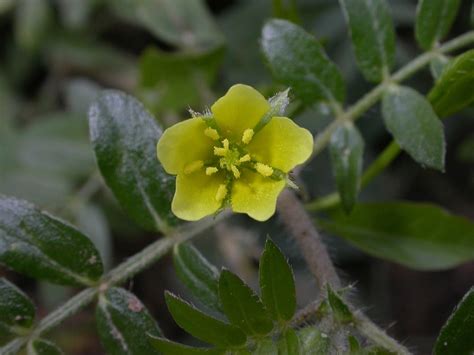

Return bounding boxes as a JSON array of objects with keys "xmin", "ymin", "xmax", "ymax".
[
  {"xmin": 211, "ymin": 84, "xmax": 270, "ymax": 139},
  {"xmin": 157, "ymin": 118, "xmax": 214, "ymax": 175},
  {"xmin": 248, "ymin": 117, "xmax": 313, "ymax": 172},
  {"xmin": 231, "ymin": 171, "xmax": 286, "ymax": 221},
  {"xmin": 172, "ymin": 171, "xmax": 225, "ymax": 221}
]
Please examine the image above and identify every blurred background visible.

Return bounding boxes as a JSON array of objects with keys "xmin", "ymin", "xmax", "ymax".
[{"xmin": 0, "ymin": 0, "xmax": 473, "ymax": 353}]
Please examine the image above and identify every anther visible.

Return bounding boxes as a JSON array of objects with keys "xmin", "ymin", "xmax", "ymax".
[
  {"xmin": 231, "ymin": 165, "xmax": 241, "ymax": 179},
  {"xmin": 242, "ymin": 129, "xmax": 254, "ymax": 144},
  {"xmin": 183, "ymin": 160, "xmax": 204, "ymax": 174},
  {"xmin": 206, "ymin": 167, "xmax": 218, "ymax": 176},
  {"xmin": 239, "ymin": 154, "xmax": 251, "ymax": 163},
  {"xmin": 222, "ymin": 139, "xmax": 229, "ymax": 149},
  {"xmin": 204, "ymin": 127, "xmax": 220, "ymax": 140},
  {"xmin": 214, "ymin": 147, "xmax": 227, "ymax": 156},
  {"xmin": 215, "ymin": 184, "xmax": 228, "ymax": 202},
  {"xmin": 255, "ymin": 162, "xmax": 274, "ymax": 177}
]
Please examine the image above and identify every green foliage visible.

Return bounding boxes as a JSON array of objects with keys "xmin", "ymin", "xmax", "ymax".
[
  {"xmin": 0, "ymin": 196, "xmax": 103, "ymax": 286},
  {"xmin": 327, "ymin": 286, "xmax": 353, "ymax": 324},
  {"xmin": 339, "ymin": 0, "xmax": 396, "ymax": 82},
  {"xmin": 320, "ymin": 202, "xmax": 474, "ymax": 270},
  {"xmin": 14, "ymin": 0, "xmax": 52, "ymax": 51},
  {"xmin": 165, "ymin": 291, "xmax": 246, "ymax": 347},
  {"xmin": 297, "ymin": 327, "xmax": 331, "ymax": 354},
  {"xmin": 329, "ymin": 122, "xmax": 364, "ymax": 213},
  {"xmin": 108, "ymin": 0, "xmax": 223, "ymax": 50},
  {"xmin": 149, "ymin": 336, "xmax": 224, "ymax": 355},
  {"xmin": 428, "ymin": 49, "xmax": 474, "ymax": 117},
  {"xmin": 382, "ymin": 85, "xmax": 445, "ymax": 171},
  {"xmin": 277, "ymin": 329, "xmax": 301, "ymax": 355},
  {"xmin": 138, "ymin": 46, "xmax": 224, "ymax": 113},
  {"xmin": 415, "ymin": 0, "xmax": 461, "ymax": 50},
  {"xmin": 259, "ymin": 239, "xmax": 296, "ymax": 322},
  {"xmin": 95, "ymin": 287, "xmax": 161, "ymax": 355},
  {"xmin": 219, "ymin": 269, "xmax": 273, "ymax": 336},
  {"xmin": 261, "ymin": 19, "xmax": 345, "ymax": 105},
  {"xmin": 434, "ymin": 287, "xmax": 474, "ymax": 355},
  {"xmin": 173, "ymin": 243, "xmax": 221, "ymax": 312},
  {"xmin": 27, "ymin": 338, "xmax": 63, "ymax": 355},
  {"xmin": 0, "ymin": 278, "xmax": 35, "ymax": 336},
  {"xmin": 89, "ymin": 90, "xmax": 177, "ymax": 232}
]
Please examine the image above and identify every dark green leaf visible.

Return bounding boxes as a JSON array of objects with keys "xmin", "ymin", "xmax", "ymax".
[
  {"xmin": 15, "ymin": 0, "xmax": 52, "ymax": 51},
  {"xmin": 329, "ymin": 122, "xmax": 364, "ymax": 213},
  {"xmin": 165, "ymin": 291, "xmax": 246, "ymax": 347},
  {"xmin": 89, "ymin": 90, "xmax": 177, "ymax": 232},
  {"xmin": 261, "ymin": 19, "xmax": 345, "ymax": 105},
  {"xmin": 297, "ymin": 327, "xmax": 330, "ymax": 354},
  {"xmin": 320, "ymin": 202, "xmax": 474, "ymax": 270},
  {"xmin": 139, "ymin": 46, "xmax": 223, "ymax": 112},
  {"xmin": 108, "ymin": 0, "xmax": 223, "ymax": 49},
  {"xmin": 148, "ymin": 336, "xmax": 225, "ymax": 355},
  {"xmin": 434, "ymin": 287, "xmax": 474, "ymax": 355},
  {"xmin": 278, "ymin": 329, "xmax": 301, "ymax": 355},
  {"xmin": 339, "ymin": 0, "xmax": 396, "ymax": 82},
  {"xmin": 428, "ymin": 49, "xmax": 474, "ymax": 118},
  {"xmin": 382, "ymin": 85, "xmax": 445, "ymax": 171},
  {"xmin": 0, "ymin": 278, "xmax": 35, "ymax": 335},
  {"xmin": 415, "ymin": 0, "xmax": 461, "ymax": 50},
  {"xmin": 27, "ymin": 339, "xmax": 63, "ymax": 355},
  {"xmin": 254, "ymin": 339, "xmax": 277, "ymax": 354},
  {"xmin": 259, "ymin": 239, "xmax": 296, "ymax": 322},
  {"xmin": 348, "ymin": 335, "xmax": 361, "ymax": 352},
  {"xmin": 327, "ymin": 286, "xmax": 353, "ymax": 324},
  {"xmin": 173, "ymin": 243, "xmax": 221, "ymax": 312},
  {"xmin": 96, "ymin": 287, "xmax": 161, "ymax": 355},
  {"xmin": 0, "ymin": 196, "xmax": 103, "ymax": 285},
  {"xmin": 218, "ymin": 269, "xmax": 273, "ymax": 336}
]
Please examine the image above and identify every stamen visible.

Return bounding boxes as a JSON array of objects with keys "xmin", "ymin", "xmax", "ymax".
[
  {"xmin": 204, "ymin": 127, "xmax": 220, "ymax": 140},
  {"xmin": 214, "ymin": 147, "xmax": 227, "ymax": 156},
  {"xmin": 183, "ymin": 160, "xmax": 204, "ymax": 174},
  {"xmin": 242, "ymin": 129, "xmax": 254, "ymax": 144},
  {"xmin": 206, "ymin": 167, "xmax": 218, "ymax": 176},
  {"xmin": 239, "ymin": 154, "xmax": 251, "ymax": 163},
  {"xmin": 231, "ymin": 165, "xmax": 241, "ymax": 179},
  {"xmin": 215, "ymin": 184, "xmax": 228, "ymax": 202},
  {"xmin": 222, "ymin": 139, "xmax": 230, "ymax": 149},
  {"xmin": 255, "ymin": 162, "xmax": 274, "ymax": 177}
]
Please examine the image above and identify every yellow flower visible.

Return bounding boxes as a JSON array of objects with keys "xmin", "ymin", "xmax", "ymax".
[{"xmin": 156, "ymin": 84, "xmax": 313, "ymax": 221}]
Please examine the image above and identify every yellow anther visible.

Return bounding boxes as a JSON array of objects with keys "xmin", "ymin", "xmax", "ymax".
[
  {"xmin": 231, "ymin": 165, "xmax": 241, "ymax": 179},
  {"xmin": 214, "ymin": 147, "xmax": 227, "ymax": 156},
  {"xmin": 206, "ymin": 167, "xmax": 218, "ymax": 176},
  {"xmin": 183, "ymin": 160, "xmax": 204, "ymax": 174},
  {"xmin": 204, "ymin": 127, "xmax": 220, "ymax": 140},
  {"xmin": 222, "ymin": 139, "xmax": 230, "ymax": 149},
  {"xmin": 239, "ymin": 154, "xmax": 251, "ymax": 163},
  {"xmin": 242, "ymin": 129, "xmax": 254, "ymax": 144},
  {"xmin": 215, "ymin": 184, "xmax": 228, "ymax": 202},
  {"xmin": 255, "ymin": 162, "xmax": 274, "ymax": 177}
]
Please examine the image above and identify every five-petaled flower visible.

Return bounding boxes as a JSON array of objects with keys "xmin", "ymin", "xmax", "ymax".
[{"xmin": 157, "ymin": 84, "xmax": 313, "ymax": 221}]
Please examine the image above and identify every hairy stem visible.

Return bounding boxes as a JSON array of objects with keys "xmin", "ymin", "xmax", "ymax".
[
  {"xmin": 0, "ymin": 215, "xmax": 224, "ymax": 355},
  {"xmin": 277, "ymin": 189, "xmax": 341, "ymax": 289}
]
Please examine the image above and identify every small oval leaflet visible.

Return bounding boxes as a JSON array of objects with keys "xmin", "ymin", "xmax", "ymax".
[
  {"xmin": 0, "ymin": 196, "xmax": 103, "ymax": 286},
  {"xmin": 96, "ymin": 287, "xmax": 162, "ymax": 355},
  {"xmin": 89, "ymin": 90, "xmax": 178, "ymax": 233},
  {"xmin": 0, "ymin": 278, "xmax": 35, "ymax": 336}
]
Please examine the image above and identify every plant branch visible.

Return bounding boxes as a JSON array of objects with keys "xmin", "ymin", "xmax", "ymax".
[
  {"xmin": 306, "ymin": 141, "xmax": 401, "ymax": 211},
  {"xmin": 0, "ymin": 214, "xmax": 226, "ymax": 355},
  {"xmin": 311, "ymin": 30, "xmax": 474, "ymax": 158},
  {"xmin": 277, "ymin": 189, "xmax": 341, "ymax": 289}
]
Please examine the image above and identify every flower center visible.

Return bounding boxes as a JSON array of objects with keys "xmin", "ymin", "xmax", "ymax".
[{"xmin": 213, "ymin": 139, "xmax": 245, "ymax": 179}]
